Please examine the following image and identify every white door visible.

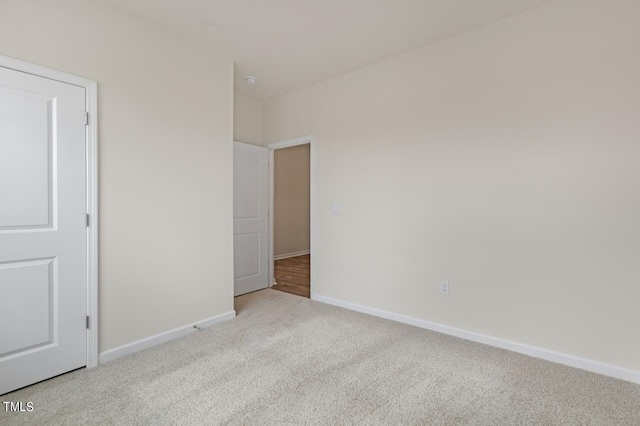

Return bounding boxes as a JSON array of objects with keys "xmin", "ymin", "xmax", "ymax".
[
  {"xmin": 233, "ymin": 142, "xmax": 268, "ymax": 296},
  {"xmin": 0, "ymin": 66, "xmax": 87, "ymax": 395}
]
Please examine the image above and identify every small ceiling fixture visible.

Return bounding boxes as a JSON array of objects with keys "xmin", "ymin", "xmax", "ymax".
[{"xmin": 245, "ymin": 76, "xmax": 258, "ymax": 85}]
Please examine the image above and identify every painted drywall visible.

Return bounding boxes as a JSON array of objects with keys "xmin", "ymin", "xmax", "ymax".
[
  {"xmin": 274, "ymin": 144, "xmax": 310, "ymax": 257},
  {"xmin": 265, "ymin": 0, "xmax": 640, "ymax": 372},
  {"xmin": 233, "ymin": 92, "xmax": 263, "ymax": 146},
  {"xmin": 0, "ymin": 0, "xmax": 234, "ymax": 352}
]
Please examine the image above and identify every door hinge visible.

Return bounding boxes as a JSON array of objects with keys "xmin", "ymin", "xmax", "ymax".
[
  {"xmin": 86, "ymin": 213, "xmax": 90, "ymax": 227},
  {"xmin": 85, "ymin": 112, "xmax": 89, "ymax": 126},
  {"xmin": 86, "ymin": 316, "xmax": 90, "ymax": 329}
]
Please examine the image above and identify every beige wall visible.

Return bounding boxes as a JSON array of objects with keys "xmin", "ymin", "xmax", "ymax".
[
  {"xmin": 234, "ymin": 92, "xmax": 263, "ymax": 146},
  {"xmin": 274, "ymin": 145, "xmax": 310, "ymax": 257},
  {"xmin": 0, "ymin": 0, "xmax": 234, "ymax": 352},
  {"xmin": 265, "ymin": 0, "xmax": 640, "ymax": 372}
]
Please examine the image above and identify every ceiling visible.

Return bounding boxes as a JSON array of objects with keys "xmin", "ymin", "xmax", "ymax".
[{"xmin": 106, "ymin": 0, "xmax": 556, "ymax": 101}]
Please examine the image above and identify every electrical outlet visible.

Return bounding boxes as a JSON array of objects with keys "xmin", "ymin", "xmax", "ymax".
[{"xmin": 440, "ymin": 281, "xmax": 450, "ymax": 296}]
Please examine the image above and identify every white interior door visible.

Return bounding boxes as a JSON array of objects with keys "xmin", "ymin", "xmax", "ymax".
[
  {"xmin": 233, "ymin": 142, "xmax": 268, "ymax": 296},
  {"xmin": 0, "ymin": 66, "xmax": 87, "ymax": 395}
]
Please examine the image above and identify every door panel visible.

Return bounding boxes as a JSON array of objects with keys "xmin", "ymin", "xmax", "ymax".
[
  {"xmin": 0, "ymin": 88, "xmax": 52, "ymax": 228},
  {"xmin": 233, "ymin": 142, "xmax": 268, "ymax": 296},
  {"xmin": 0, "ymin": 258, "xmax": 54, "ymax": 356},
  {"xmin": 0, "ymin": 66, "xmax": 87, "ymax": 395}
]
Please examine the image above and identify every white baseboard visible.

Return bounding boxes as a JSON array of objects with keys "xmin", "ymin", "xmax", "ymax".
[
  {"xmin": 274, "ymin": 250, "xmax": 310, "ymax": 261},
  {"xmin": 312, "ymin": 294, "xmax": 640, "ymax": 384},
  {"xmin": 98, "ymin": 310, "xmax": 236, "ymax": 364}
]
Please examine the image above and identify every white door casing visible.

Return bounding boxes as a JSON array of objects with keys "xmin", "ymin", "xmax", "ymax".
[
  {"xmin": 0, "ymin": 65, "xmax": 88, "ymax": 395},
  {"xmin": 233, "ymin": 142, "xmax": 269, "ymax": 296}
]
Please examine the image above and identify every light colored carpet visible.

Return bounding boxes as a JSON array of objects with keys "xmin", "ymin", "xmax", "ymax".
[{"xmin": 2, "ymin": 289, "xmax": 639, "ymax": 425}]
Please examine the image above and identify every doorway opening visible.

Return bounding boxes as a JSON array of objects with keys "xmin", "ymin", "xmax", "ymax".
[
  {"xmin": 266, "ymin": 136, "xmax": 315, "ymax": 299},
  {"xmin": 271, "ymin": 143, "xmax": 310, "ymax": 297},
  {"xmin": 232, "ymin": 136, "xmax": 315, "ymax": 299}
]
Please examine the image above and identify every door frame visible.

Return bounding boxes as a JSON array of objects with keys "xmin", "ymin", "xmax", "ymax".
[
  {"xmin": 265, "ymin": 135, "xmax": 316, "ymax": 298},
  {"xmin": 0, "ymin": 55, "xmax": 99, "ymax": 369}
]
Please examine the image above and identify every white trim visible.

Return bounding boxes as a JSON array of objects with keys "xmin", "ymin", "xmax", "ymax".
[
  {"xmin": 85, "ymin": 75, "xmax": 99, "ymax": 369},
  {"xmin": 312, "ymin": 294, "xmax": 640, "ymax": 384},
  {"xmin": 0, "ymin": 55, "xmax": 99, "ymax": 369},
  {"xmin": 265, "ymin": 135, "xmax": 317, "ymax": 298},
  {"xmin": 0, "ymin": 55, "xmax": 97, "ymax": 88},
  {"xmin": 274, "ymin": 250, "xmax": 310, "ymax": 261},
  {"xmin": 98, "ymin": 310, "xmax": 236, "ymax": 364},
  {"xmin": 268, "ymin": 149, "xmax": 275, "ymax": 287},
  {"xmin": 266, "ymin": 135, "xmax": 315, "ymax": 150}
]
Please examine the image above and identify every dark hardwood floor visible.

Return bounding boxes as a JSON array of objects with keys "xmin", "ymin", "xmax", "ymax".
[{"xmin": 272, "ymin": 254, "xmax": 310, "ymax": 298}]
